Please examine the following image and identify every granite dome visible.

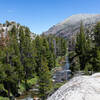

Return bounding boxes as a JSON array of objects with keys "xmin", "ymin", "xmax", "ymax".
[{"xmin": 47, "ymin": 73, "xmax": 100, "ymax": 100}]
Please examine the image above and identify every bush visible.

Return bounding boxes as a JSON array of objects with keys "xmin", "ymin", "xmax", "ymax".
[
  {"xmin": 84, "ymin": 63, "xmax": 93, "ymax": 75},
  {"xmin": 27, "ymin": 76, "xmax": 38, "ymax": 88},
  {"xmin": 19, "ymin": 82, "xmax": 26, "ymax": 93},
  {"xmin": 70, "ymin": 56, "xmax": 80, "ymax": 73}
]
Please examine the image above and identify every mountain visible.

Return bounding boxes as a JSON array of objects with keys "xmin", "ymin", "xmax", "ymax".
[
  {"xmin": 47, "ymin": 73, "xmax": 100, "ymax": 100},
  {"xmin": 44, "ymin": 14, "xmax": 100, "ymax": 39}
]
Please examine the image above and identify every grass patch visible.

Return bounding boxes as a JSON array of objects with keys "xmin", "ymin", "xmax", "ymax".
[
  {"xmin": 0, "ymin": 96, "xmax": 9, "ymax": 100},
  {"xmin": 19, "ymin": 76, "xmax": 38, "ymax": 93}
]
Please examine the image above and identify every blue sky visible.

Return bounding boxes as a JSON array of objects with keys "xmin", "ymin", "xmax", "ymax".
[{"xmin": 0, "ymin": 0, "xmax": 100, "ymax": 34}]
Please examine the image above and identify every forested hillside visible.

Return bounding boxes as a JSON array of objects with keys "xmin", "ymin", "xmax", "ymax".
[{"xmin": 0, "ymin": 22, "xmax": 67, "ymax": 100}]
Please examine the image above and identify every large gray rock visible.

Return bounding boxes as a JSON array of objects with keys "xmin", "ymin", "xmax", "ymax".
[
  {"xmin": 47, "ymin": 73, "xmax": 100, "ymax": 100},
  {"xmin": 44, "ymin": 14, "xmax": 100, "ymax": 38}
]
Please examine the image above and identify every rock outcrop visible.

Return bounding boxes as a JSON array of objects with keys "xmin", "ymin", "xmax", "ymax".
[
  {"xmin": 47, "ymin": 73, "xmax": 100, "ymax": 100},
  {"xmin": 0, "ymin": 21, "xmax": 35, "ymax": 39}
]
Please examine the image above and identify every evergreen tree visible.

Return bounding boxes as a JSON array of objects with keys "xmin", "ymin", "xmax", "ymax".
[
  {"xmin": 0, "ymin": 26, "xmax": 23, "ymax": 98},
  {"xmin": 19, "ymin": 26, "xmax": 35, "ymax": 90},
  {"xmin": 47, "ymin": 36, "xmax": 56, "ymax": 69},
  {"xmin": 34, "ymin": 36, "xmax": 42, "ymax": 75},
  {"xmin": 38, "ymin": 57, "xmax": 52, "ymax": 100},
  {"xmin": 2, "ymin": 40, "xmax": 18, "ymax": 98},
  {"xmin": 42, "ymin": 37, "xmax": 55, "ymax": 70},
  {"xmin": 42, "ymin": 37, "xmax": 49, "ymax": 58},
  {"xmin": 61, "ymin": 38, "xmax": 67, "ymax": 56},
  {"xmin": 9, "ymin": 26, "xmax": 24, "ymax": 84},
  {"xmin": 94, "ymin": 22, "xmax": 100, "ymax": 47},
  {"xmin": 93, "ymin": 49, "xmax": 100, "ymax": 72},
  {"xmin": 75, "ymin": 22, "xmax": 91, "ymax": 70},
  {"xmin": 92, "ymin": 22, "xmax": 100, "ymax": 72},
  {"xmin": 0, "ymin": 49, "xmax": 6, "ymax": 92}
]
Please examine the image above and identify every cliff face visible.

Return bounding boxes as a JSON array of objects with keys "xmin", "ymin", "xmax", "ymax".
[
  {"xmin": 47, "ymin": 73, "xmax": 100, "ymax": 100},
  {"xmin": 44, "ymin": 14, "xmax": 100, "ymax": 39}
]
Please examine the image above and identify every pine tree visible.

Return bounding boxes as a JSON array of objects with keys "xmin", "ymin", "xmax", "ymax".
[
  {"xmin": 9, "ymin": 26, "xmax": 24, "ymax": 84},
  {"xmin": 2, "ymin": 40, "xmax": 18, "ymax": 98},
  {"xmin": 61, "ymin": 38, "xmax": 67, "ymax": 56},
  {"xmin": 38, "ymin": 57, "xmax": 52, "ymax": 100},
  {"xmin": 42, "ymin": 37, "xmax": 49, "ymax": 58},
  {"xmin": 1, "ymin": 26, "xmax": 23, "ymax": 98},
  {"xmin": 34, "ymin": 36, "xmax": 42, "ymax": 75},
  {"xmin": 92, "ymin": 22, "xmax": 100, "ymax": 72},
  {"xmin": 42, "ymin": 37, "xmax": 55, "ymax": 70},
  {"xmin": 75, "ymin": 22, "xmax": 91, "ymax": 70},
  {"xmin": 94, "ymin": 22, "xmax": 100, "ymax": 47},
  {"xmin": 0, "ymin": 49, "xmax": 6, "ymax": 92},
  {"xmin": 19, "ymin": 26, "xmax": 35, "ymax": 90},
  {"xmin": 47, "ymin": 36, "xmax": 56, "ymax": 69},
  {"xmin": 93, "ymin": 49, "xmax": 100, "ymax": 72}
]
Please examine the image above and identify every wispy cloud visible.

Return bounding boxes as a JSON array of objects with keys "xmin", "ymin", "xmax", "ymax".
[{"xmin": 7, "ymin": 10, "xmax": 14, "ymax": 13}]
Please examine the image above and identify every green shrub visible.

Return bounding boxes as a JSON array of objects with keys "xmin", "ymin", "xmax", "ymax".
[
  {"xmin": 84, "ymin": 63, "xmax": 93, "ymax": 75},
  {"xmin": 0, "ymin": 97, "xmax": 9, "ymax": 100}
]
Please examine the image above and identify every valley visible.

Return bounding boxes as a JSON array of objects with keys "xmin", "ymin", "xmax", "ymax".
[{"xmin": 0, "ymin": 14, "xmax": 100, "ymax": 100}]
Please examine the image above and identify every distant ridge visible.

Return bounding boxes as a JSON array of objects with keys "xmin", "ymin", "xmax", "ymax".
[{"xmin": 43, "ymin": 14, "xmax": 100, "ymax": 38}]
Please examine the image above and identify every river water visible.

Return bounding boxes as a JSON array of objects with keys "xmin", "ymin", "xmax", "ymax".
[
  {"xmin": 65, "ymin": 56, "xmax": 70, "ymax": 70},
  {"xmin": 22, "ymin": 96, "xmax": 33, "ymax": 100}
]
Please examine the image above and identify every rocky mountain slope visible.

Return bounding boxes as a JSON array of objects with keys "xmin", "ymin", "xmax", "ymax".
[
  {"xmin": 47, "ymin": 73, "xmax": 100, "ymax": 100},
  {"xmin": 0, "ymin": 21, "xmax": 35, "ymax": 39},
  {"xmin": 44, "ymin": 14, "xmax": 100, "ymax": 39}
]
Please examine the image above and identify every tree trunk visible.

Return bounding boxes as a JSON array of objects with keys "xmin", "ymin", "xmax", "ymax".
[
  {"xmin": 25, "ymin": 72, "xmax": 28, "ymax": 91},
  {"xmin": 8, "ymin": 87, "xmax": 10, "ymax": 99},
  {"xmin": 25, "ymin": 79, "xmax": 28, "ymax": 91}
]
